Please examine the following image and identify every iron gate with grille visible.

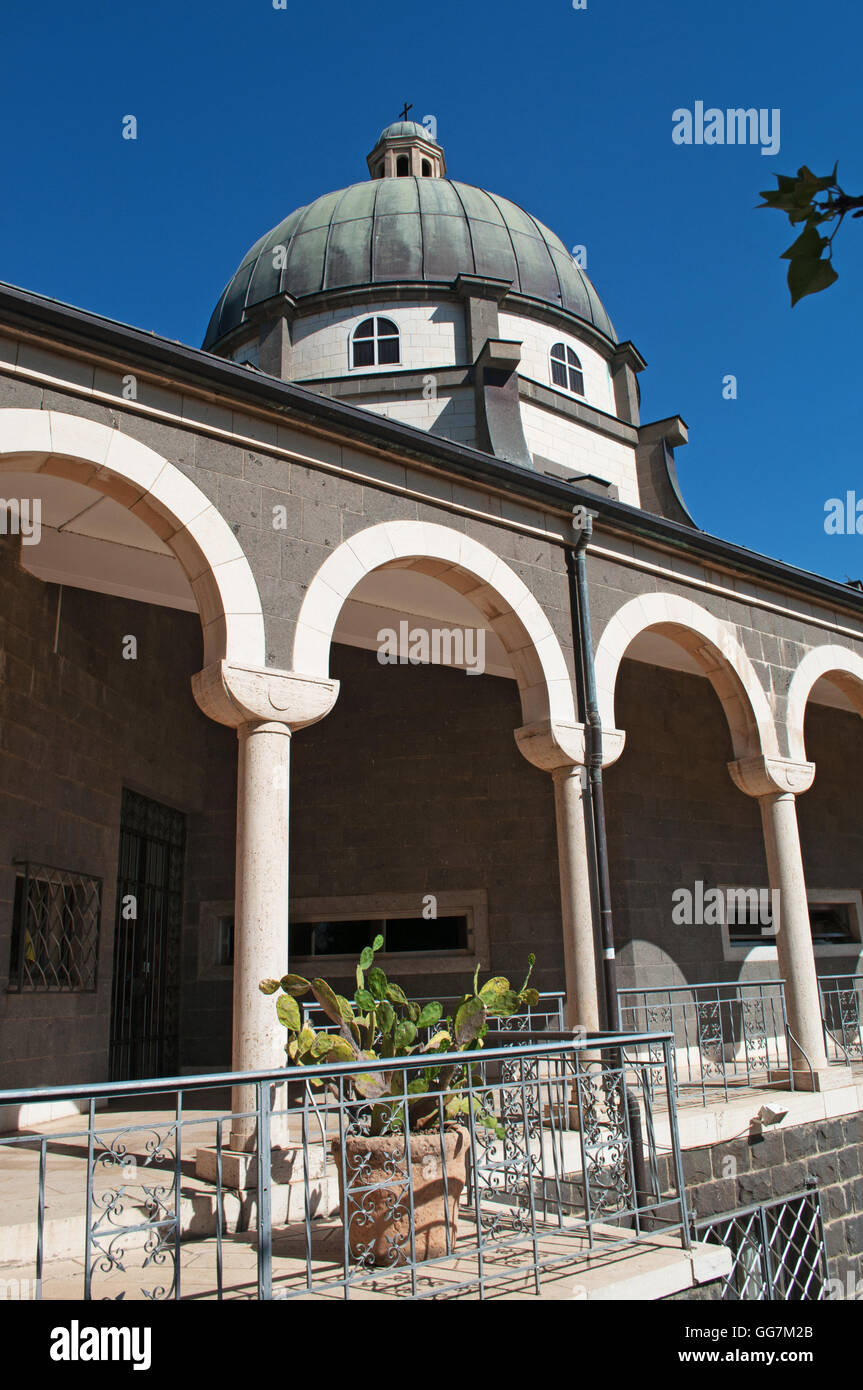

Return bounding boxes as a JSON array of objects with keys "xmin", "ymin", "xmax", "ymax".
[
  {"xmin": 694, "ymin": 1186, "xmax": 827, "ymax": 1299},
  {"xmin": 109, "ymin": 789, "xmax": 185, "ymax": 1080}
]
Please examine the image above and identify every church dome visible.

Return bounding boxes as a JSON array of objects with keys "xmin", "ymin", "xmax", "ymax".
[{"xmin": 203, "ymin": 134, "xmax": 617, "ymax": 349}]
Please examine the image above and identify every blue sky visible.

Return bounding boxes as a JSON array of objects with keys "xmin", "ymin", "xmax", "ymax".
[{"xmin": 0, "ymin": 0, "xmax": 860, "ymax": 582}]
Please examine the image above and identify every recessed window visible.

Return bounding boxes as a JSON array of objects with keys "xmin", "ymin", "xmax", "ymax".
[
  {"xmin": 550, "ymin": 342, "xmax": 584, "ymax": 396},
  {"xmin": 396, "ymin": 154, "xmax": 410, "ymax": 177},
  {"xmin": 290, "ymin": 890, "xmax": 487, "ymax": 976},
  {"xmin": 292, "ymin": 916, "xmax": 468, "ymax": 958},
  {"xmin": 8, "ymin": 862, "xmax": 102, "ymax": 991},
  {"xmin": 721, "ymin": 888, "xmax": 863, "ymax": 959},
  {"xmin": 809, "ymin": 903, "xmax": 857, "ymax": 945},
  {"xmin": 216, "ymin": 915, "xmax": 235, "ymax": 966},
  {"xmin": 421, "ymin": 159, "xmax": 432, "ymax": 177},
  {"xmin": 351, "ymin": 316, "xmax": 400, "ymax": 368}
]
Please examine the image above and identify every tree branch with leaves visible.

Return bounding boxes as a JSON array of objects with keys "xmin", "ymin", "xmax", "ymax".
[{"xmin": 759, "ymin": 164, "xmax": 863, "ymax": 305}]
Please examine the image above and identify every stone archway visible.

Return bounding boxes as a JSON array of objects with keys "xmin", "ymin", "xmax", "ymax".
[
  {"xmin": 786, "ymin": 644, "xmax": 863, "ymax": 763},
  {"xmin": 594, "ymin": 591, "xmax": 778, "ymax": 760},
  {"xmin": 0, "ymin": 409, "xmax": 266, "ymax": 666},
  {"xmin": 292, "ymin": 519, "xmax": 577, "ymax": 728}
]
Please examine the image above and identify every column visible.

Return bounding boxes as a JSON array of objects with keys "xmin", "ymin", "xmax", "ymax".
[
  {"xmin": 551, "ymin": 764, "xmax": 600, "ymax": 1032},
  {"xmin": 729, "ymin": 755, "xmax": 840, "ymax": 1088},
  {"xmin": 759, "ymin": 790, "xmax": 828, "ymax": 1076},
  {"xmin": 231, "ymin": 719, "xmax": 292, "ymax": 1150},
  {"xmin": 515, "ymin": 720, "xmax": 626, "ymax": 1033},
  {"xmin": 192, "ymin": 661, "xmax": 339, "ymax": 1156}
]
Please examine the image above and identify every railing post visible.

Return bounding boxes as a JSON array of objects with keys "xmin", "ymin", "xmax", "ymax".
[{"xmin": 256, "ymin": 1080, "xmax": 273, "ymax": 1301}]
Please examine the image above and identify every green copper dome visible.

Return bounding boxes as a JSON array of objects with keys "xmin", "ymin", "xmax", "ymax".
[
  {"xmin": 377, "ymin": 120, "xmax": 433, "ymax": 141},
  {"xmin": 203, "ymin": 178, "xmax": 616, "ymax": 349}
]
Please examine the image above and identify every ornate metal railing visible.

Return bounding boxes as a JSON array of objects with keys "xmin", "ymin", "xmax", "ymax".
[
  {"xmin": 618, "ymin": 981, "xmax": 791, "ymax": 1103},
  {"xmin": 818, "ymin": 974, "xmax": 863, "ymax": 1063},
  {"xmin": 302, "ymin": 990, "xmax": 567, "ymax": 1035},
  {"xmin": 0, "ymin": 1030, "xmax": 688, "ymax": 1301}
]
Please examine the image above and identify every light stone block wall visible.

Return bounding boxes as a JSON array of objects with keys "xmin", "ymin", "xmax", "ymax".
[
  {"xmin": 289, "ymin": 301, "xmax": 466, "ymax": 381},
  {"xmin": 519, "ymin": 400, "xmax": 640, "ymax": 505},
  {"xmin": 358, "ymin": 387, "xmax": 477, "ymax": 446},
  {"xmin": 498, "ymin": 311, "xmax": 616, "ymax": 415}
]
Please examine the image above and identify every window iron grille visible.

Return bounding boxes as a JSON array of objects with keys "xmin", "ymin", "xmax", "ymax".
[
  {"xmin": 8, "ymin": 861, "xmax": 102, "ymax": 992},
  {"xmin": 693, "ymin": 1187, "xmax": 827, "ymax": 1300}
]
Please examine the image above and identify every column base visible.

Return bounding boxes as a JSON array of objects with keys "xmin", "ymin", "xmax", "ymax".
[
  {"xmin": 771, "ymin": 1065, "xmax": 852, "ymax": 1093},
  {"xmin": 195, "ymin": 1144, "xmax": 327, "ymax": 1190}
]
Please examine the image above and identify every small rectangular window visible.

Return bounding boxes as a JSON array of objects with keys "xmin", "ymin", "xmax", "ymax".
[
  {"xmin": 216, "ymin": 915, "xmax": 235, "ymax": 967},
  {"xmin": 353, "ymin": 339, "xmax": 375, "ymax": 367},
  {"xmin": 809, "ymin": 903, "xmax": 856, "ymax": 945},
  {"xmin": 377, "ymin": 336, "xmax": 399, "ymax": 365},
  {"xmin": 290, "ymin": 914, "xmax": 469, "ymax": 958},
  {"xmin": 551, "ymin": 358, "xmax": 568, "ymax": 389}
]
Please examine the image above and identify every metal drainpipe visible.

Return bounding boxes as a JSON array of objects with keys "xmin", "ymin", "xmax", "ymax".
[
  {"xmin": 566, "ymin": 509, "xmax": 619, "ymax": 1031},
  {"xmin": 567, "ymin": 507, "xmax": 650, "ymax": 1226}
]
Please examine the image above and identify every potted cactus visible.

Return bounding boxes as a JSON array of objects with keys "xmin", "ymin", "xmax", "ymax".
[{"xmin": 259, "ymin": 943, "xmax": 538, "ymax": 1266}]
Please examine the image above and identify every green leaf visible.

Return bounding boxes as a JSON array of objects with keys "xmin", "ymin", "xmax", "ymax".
[
  {"xmin": 276, "ymin": 994, "xmax": 301, "ymax": 1030},
  {"xmin": 354, "ymin": 1070, "xmax": 392, "ymax": 1100},
  {"xmin": 385, "ymin": 982, "xmax": 409, "ymax": 1007},
  {"xmin": 393, "ymin": 1019, "xmax": 417, "ymax": 1050},
  {"xmin": 354, "ymin": 988, "xmax": 375, "ymax": 1012},
  {"xmin": 483, "ymin": 989, "xmax": 521, "ymax": 1018},
  {"xmin": 417, "ymin": 1000, "xmax": 443, "ymax": 1028},
  {"xmin": 781, "ymin": 223, "xmax": 826, "ymax": 261},
  {"xmin": 454, "ymin": 995, "xmax": 487, "ymax": 1049},
  {"xmin": 478, "ymin": 976, "xmax": 510, "ymax": 1000},
  {"xmin": 310, "ymin": 1031, "xmax": 344, "ymax": 1058},
  {"xmin": 422, "ymin": 1029, "xmax": 452, "ymax": 1052},
  {"xmin": 311, "ymin": 978, "xmax": 344, "ymax": 1025},
  {"xmin": 367, "ymin": 966, "xmax": 388, "ymax": 1001},
  {"xmin": 372, "ymin": 933, "xmax": 384, "ymax": 952},
  {"xmin": 324, "ymin": 1037, "xmax": 356, "ymax": 1063},
  {"xmin": 296, "ymin": 1026, "xmax": 315, "ymax": 1058},
  {"xmin": 788, "ymin": 254, "xmax": 839, "ymax": 306},
  {"xmin": 259, "ymin": 978, "xmax": 280, "ymax": 995},
  {"xmin": 359, "ymin": 944, "xmax": 375, "ymax": 971},
  {"xmin": 279, "ymin": 973, "xmax": 312, "ymax": 997},
  {"xmin": 519, "ymin": 988, "xmax": 540, "ymax": 1007},
  {"xmin": 377, "ymin": 999, "xmax": 396, "ymax": 1034},
  {"xmin": 335, "ymin": 993, "xmax": 356, "ymax": 1024}
]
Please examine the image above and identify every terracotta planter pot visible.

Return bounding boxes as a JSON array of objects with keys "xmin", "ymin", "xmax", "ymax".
[{"xmin": 332, "ymin": 1127, "xmax": 468, "ymax": 1266}]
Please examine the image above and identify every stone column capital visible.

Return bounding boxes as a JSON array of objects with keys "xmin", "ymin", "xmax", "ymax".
[
  {"xmin": 728, "ymin": 754, "xmax": 815, "ymax": 799},
  {"xmin": 514, "ymin": 719, "xmax": 626, "ymax": 772},
  {"xmin": 192, "ymin": 660, "xmax": 339, "ymax": 731}
]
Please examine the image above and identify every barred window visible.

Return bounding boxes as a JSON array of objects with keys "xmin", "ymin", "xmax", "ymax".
[
  {"xmin": 8, "ymin": 862, "xmax": 102, "ymax": 991},
  {"xmin": 550, "ymin": 342, "xmax": 585, "ymax": 396}
]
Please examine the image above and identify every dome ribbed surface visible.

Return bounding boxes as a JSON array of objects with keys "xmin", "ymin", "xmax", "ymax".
[{"xmin": 203, "ymin": 179, "xmax": 616, "ymax": 348}]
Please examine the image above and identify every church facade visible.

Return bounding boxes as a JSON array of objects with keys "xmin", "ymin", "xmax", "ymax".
[{"xmin": 1, "ymin": 120, "xmax": 862, "ymax": 1115}]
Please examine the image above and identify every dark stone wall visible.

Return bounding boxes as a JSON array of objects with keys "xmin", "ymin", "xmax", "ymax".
[
  {"xmin": 665, "ymin": 1114, "xmax": 863, "ymax": 1297},
  {"xmin": 0, "ymin": 538, "xmax": 236, "ymax": 1087},
  {"xmin": 605, "ymin": 660, "xmax": 863, "ymax": 990},
  {"xmin": 288, "ymin": 642, "xmax": 562, "ymax": 997}
]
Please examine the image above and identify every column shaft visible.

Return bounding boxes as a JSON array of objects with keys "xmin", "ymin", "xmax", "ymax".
[
  {"xmin": 231, "ymin": 719, "xmax": 291, "ymax": 1150},
  {"xmin": 552, "ymin": 765, "xmax": 601, "ymax": 1032},
  {"xmin": 759, "ymin": 791, "xmax": 828, "ymax": 1074}
]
